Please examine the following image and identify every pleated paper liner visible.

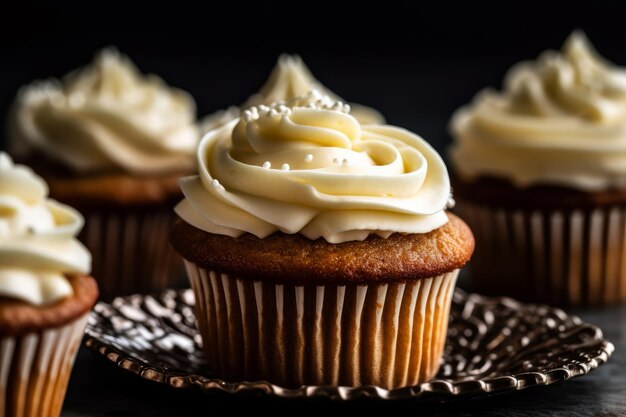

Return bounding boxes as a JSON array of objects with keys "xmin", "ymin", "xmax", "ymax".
[
  {"xmin": 186, "ymin": 262, "xmax": 458, "ymax": 389},
  {"xmin": 0, "ymin": 313, "xmax": 89, "ymax": 417},
  {"xmin": 80, "ymin": 207, "xmax": 183, "ymax": 300},
  {"xmin": 456, "ymin": 200, "xmax": 626, "ymax": 306}
]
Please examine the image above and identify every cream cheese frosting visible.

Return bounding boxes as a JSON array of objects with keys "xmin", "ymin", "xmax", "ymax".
[
  {"xmin": 450, "ymin": 31, "xmax": 626, "ymax": 191},
  {"xmin": 0, "ymin": 153, "xmax": 90, "ymax": 305},
  {"xmin": 11, "ymin": 48, "xmax": 199, "ymax": 175},
  {"xmin": 176, "ymin": 91, "xmax": 449, "ymax": 243}
]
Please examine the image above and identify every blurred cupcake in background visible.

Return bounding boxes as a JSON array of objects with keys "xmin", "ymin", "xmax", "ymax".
[
  {"xmin": 245, "ymin": 54, "xmax": 385, "ymax": 124},
  {"xmin": 450, "ymin": 31, "xmax": 626, "ymax": 306},
  {"xmin": 0, "ymin": 153, "xmax": 98, "ymax": 417},
  {"xmin": 9, "ymin": 48, "xmax": 200, "ymax": 298},
  {"xmin": 201, "ymin": 54, "xmax": 385, "ymax": 132}
]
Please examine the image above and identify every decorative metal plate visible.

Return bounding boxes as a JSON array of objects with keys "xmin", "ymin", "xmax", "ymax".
[{"xmin": 84, "ymin": 288, "xmax": 614, "ymax": 401}]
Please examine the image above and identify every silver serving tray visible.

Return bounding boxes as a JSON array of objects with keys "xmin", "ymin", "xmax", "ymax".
[{"xmin": 84, "ymin": 288, "xmax": 613, "ymax": 401}]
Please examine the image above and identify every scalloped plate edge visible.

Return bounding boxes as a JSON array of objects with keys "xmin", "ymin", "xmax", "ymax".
[{"xmin": 83, "ymin": 334, "xmax": 614, "ymax": 401}]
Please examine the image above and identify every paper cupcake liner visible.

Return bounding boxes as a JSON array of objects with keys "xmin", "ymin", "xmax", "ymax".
[
  {"xmin": 184, "ymin": 260, "xmax": 458, "ymax": 389},
  {"xmin": 0, "ymin": 313, "xmax": 89, "ymax": 417},
  {"xmin": 80, "ymin": 208, "xmax": 183, "ymax": 299},
  {"xmin": 455, "ymin": 200, "xmax": 626, "ymax": 306}
]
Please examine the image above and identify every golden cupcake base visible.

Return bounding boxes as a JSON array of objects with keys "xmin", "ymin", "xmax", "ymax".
[
  {"xmin": 456, "ymin": 200, "xmax": 626, "ymax": 306},
  {"xmin": 186, "ymin": 262, "xmax": 458, "ymax": 389},
  {"xmin": 81, "ymin": 208, "xmax": 183, "ymax": 299},
  {"xmin": 0, "ymin": 314, "xmax": 89, "ymax": 417}
]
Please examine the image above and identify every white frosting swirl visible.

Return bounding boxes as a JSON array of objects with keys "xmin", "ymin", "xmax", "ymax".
[
  {"xmin": 176, "ymin": 91, "xmax": 449, "ymax": 243},
  {"xmin": 451, "ymin": 32, "xmax": 626, "ymax": 191},
  {"xmin": 0, "ymin": 153, "xmax": 90, "ymax": 305},
  {"xmin": 11, "ymin": 48, "xmax": 199, "ymax": 174}
]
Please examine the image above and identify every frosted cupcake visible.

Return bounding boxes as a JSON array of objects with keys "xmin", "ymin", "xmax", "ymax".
[
  {"xmin": 171, "ymin": 91, "xmax": 474, "ymax": 389},
  {"xmin": 0, "ymin": 153, "xmax": 98, "ymax": 417},
  {"xmin": 201, "ymin": 54, "xmax": 385, "ymax": 132},
  {"xmin": 10, "ymin": 48, "xmax": 200, "ymax": 298},
  {"xmin": 450, "ymin": 32, "xmax": 626, "ymax": 306}
]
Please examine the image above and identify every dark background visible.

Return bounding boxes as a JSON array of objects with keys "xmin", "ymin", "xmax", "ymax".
[
  {"xmin": 3, "ymin": 1, "xmax": 626, "ymax": 156},
  {"xmin": 3, "ymin": 2, "xmax": 626, "ymax": 415}
]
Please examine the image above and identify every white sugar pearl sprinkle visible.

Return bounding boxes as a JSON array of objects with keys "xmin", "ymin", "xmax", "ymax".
[
  {"xmin": 304, "ymin": 154, "xmax": 313, "ymax": 163},
  {"xmin": 211, "ymin": 179, "xmax": 225, "ymax": 191}
]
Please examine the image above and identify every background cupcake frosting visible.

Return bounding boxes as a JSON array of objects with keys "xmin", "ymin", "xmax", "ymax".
[
  {"xmin": 0, "ymin": 152, "xmax": 90, "ymax": 305},
  {"xmin": 11, "ymin": 48, "xmax": 199, "ymax": 174},
  {"xmin": 244, "ymin": 54, "xmax": 386, "ymax": 125},
  {"xmin": 450, "ymin": 32, "xmax": 626, "ymax": 190},
  {"xmin": 202, "ymin": 55, "xmax": 386, "ymax": 133},
  {"xmin": 177, "ymin": 91, "xmax": 450, "ymax": 243}
]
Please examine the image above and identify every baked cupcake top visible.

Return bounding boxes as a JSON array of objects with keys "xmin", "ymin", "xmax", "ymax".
[
  {"xmin": 176, "ymin": 91, "xmax": 450, "ymax": 244},
  {"xmin": 11, "ymin": 48, "xmax": 199, "ymax": 175},
  {"xmin": 0, "ymin": 153, "xmax": 90, "ymax": 305},
  {"xmin": 450, "ymin": 32, "xmax": 626, "ymax": 191},
  {"xmin": 171, "ymin": 213, "xmax": 472, "ymax": 285},
  {"xmin": 201, "ymin": 55, "xmax": 385, "ymax": 132}
]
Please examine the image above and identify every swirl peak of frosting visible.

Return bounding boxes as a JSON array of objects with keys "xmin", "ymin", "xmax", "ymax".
[
  {"xmin": 202, "ymin": 54, "xmax": 385, "ymax": 130},
  {"xmin": 247, "ymin": 55, "xmax": 328, "ymax": 106},
  {"xmin": 11, "ymin": 47, "xmax": 199, "ymax": 175},
  {"xmin": 177, "ymin": 91, "xmax": 450, "ymax": 243},
  {"xmin": 247, "ymin": 55, "xmax": 385, "ymax": 125},
  {"xmin": 0, "ymin": 153, "xmax": 91, "ymax": 305},
  {"xmin": 450, "ymin": 31, "xmax": 626, "ymax": 191},
  {"xmin": 499, "ymin": 31, "xmax": 626, "ymax": 123}
]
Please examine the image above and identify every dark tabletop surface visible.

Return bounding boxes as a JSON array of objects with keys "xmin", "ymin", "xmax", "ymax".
[{"xmin": 61, "ymin": 299, "xmax": 625, "ymax": 417}]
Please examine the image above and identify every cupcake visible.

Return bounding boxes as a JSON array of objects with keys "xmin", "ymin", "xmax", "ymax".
[
  {"xmin": 10, "ymin": 48, "xmax": 200, "ymax": 298},
  {"xmin": 0, "ymin": 153, "xmax": 98, "ymax": 417},
  {"xmin": 450, "ymin": 32, "xmax": 626, "ymax": 306},
  {"xmin": 171, "ymin": 91, "xmax": 474, "ymax": 389},
  {"xmin": 201, "ymin": 54, "xmax": 385, "ymax": 132}
]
